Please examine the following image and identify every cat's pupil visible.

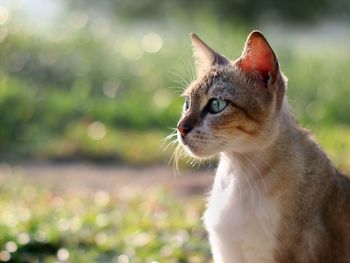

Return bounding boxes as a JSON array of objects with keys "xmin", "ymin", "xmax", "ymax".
[{"xmin": 209, "ymin": 98, "xmax": 227, "ymax": 114}]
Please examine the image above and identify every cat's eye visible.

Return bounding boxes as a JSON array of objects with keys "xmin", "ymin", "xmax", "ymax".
[
  {"xmin": 208, "ymin": 98, "xmax": 228, "ymax": 114},
  {"xmin": 183, "ymin": 96, "xmax": 190, "ymax": 112}
]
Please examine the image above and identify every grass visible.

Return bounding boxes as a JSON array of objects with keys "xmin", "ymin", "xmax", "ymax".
[{"xmin": 0, "ymin": 177, "xmax": 211, "ymax": 263}]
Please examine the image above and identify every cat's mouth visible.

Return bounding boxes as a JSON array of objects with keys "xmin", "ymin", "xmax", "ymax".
[
  {"xmin": 178, "ymin": 134, "xmax": 192, "ymax": 151},
  {"xmin": 178, "ymin": 133, "xmax": 195, "ymax": 149},
  {"xmin": 177, "ymin": 133, "xmax": 211, "ymax": 158}
]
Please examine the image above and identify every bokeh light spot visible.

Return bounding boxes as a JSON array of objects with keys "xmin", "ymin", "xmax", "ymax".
[
  {"xmin": 0, "ymin": 6, "xmax": 10, "ymax": 25},
  {"xmin": 142, "ymin": 33, "xmax": 163, "ymax": 53},
  {"xmin": 306, "ymin": 101, "xmax": 326, "ymax": 121},
  {"xmin": 90, "ymin": 18, "xmax": 111, "ymax": 39},
  {"xmin": 96, "ymin": 213, "xmax": 109, "ymax": 227},
  {"xmin": 0, "ymin": 251, "xmax": 10, "ymax": 262},
  {"xmin": 117, "ymin": 255, "xmax": 129, "ymax": 263},
  {"xmin": 68, "ymin": 10, "xmax": 88, "ymax": 29},
  {"xmin": 70, "ymin": 217, "xmax": 82, "ymax": 232},
  {"xmin": 152, "ymin": 89, "xmax": 172, "ymax": 109},
  {"xmin": 94, "ymin": 191, "xmax": 110, "ymax": 206},
  {"xmin": 57, "ymin": 248, "xmax": 69, "ymax": 261},
  {"xmin": 95, "ymin": 232, "xmax": 107, "ymax": 246},
  {"xmin": 17, "ymin": 233, "xmax": 30, "ymax": 245},
  {"xmin": 57, "ymin": 218, "xmax": 70, "ymax": 232},
  {"xmin": 103, "ymin": 79, "xmax": 120, "ymax": 98},
  {"xmin": 18, "ymin": 207, "xmax": 31, "ymax": 221},
  {"xmin": 121, "ymin": 39, "xmax": 143, "ymax": 61},
  {"xmin": 5, "ymin": 242, "xmax": 17, "ymax": 253},
  {"xmin": 2, "ymin": 212, "xmax": 18, "ymax": 227},
  {"xmin": 87, "ymin": 122, "xmax": 106, "ymax": 141},
  {"xmin": 133, "ymin": 232, "xmax": 151, "ymax": 247},
  {"xmin": 34, "ymin": 231, "xmax": 47, "ymax": 243}
]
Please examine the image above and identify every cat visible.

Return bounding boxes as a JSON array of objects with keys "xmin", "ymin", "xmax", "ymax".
[{"xmin": 176, "ymin": 31, "xmax": 350, "ymax": 262}]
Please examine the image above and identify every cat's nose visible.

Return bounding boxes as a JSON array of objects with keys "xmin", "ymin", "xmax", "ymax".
[{"xmin": 177, "ymin": 123, "xmax": 192, "ymax": 137}]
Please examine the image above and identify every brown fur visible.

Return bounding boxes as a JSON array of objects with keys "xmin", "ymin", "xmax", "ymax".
[
  {"xmin": 273, "ymin": 131, "xmax": 350, "ymax": 262},
  {"xmin": 177, "ymin": 31, "xmax": 350, "ymax": 262}
]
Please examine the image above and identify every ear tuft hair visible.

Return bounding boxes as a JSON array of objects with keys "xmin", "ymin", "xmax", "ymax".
[{"xmin": 190, "ymin": 33, "xmax": 230, "ymax": 78}]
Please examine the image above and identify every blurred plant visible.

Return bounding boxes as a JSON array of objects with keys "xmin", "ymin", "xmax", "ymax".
[
  {"xmin": 0, "ymin": 176, "xmax": 211, "ymax": 262},
  {"xmin": 64, "ymin": 0, "xmax": 350, "ymax": 24},
  {"xmin": 0, "ymin": 2, "xmax": 350, "ymax": 165}
]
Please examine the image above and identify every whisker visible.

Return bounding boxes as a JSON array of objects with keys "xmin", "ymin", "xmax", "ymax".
[
  {"xmin": 163, "ymin": 139, "xmax": 178, "ymax": 151},
  {"xmin": 167, "ymin": 70, "xmax": 191, "ymax": 88},
  {"xmin": 171, "ymin": 144, "xmax": 182, "ymax": 176},
  {"xmin": 180, "ymin": 58, "xmax": 195, "ymax": 86},
  {"xmin": 168, "ymin": 85, "xmax": 185, "ymax": 95},
  {"xmin": 161, "ymin": 131, "xmax": 178, "ymax": 150},
  {"xmin": 161, "ymin": 131, "xmax": 177, "ymax": 142}
]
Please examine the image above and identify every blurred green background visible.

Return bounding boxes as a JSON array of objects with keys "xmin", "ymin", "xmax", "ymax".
[{"xmin": 1, "ymin": 0, "xmax": 350, "ymax": 262}]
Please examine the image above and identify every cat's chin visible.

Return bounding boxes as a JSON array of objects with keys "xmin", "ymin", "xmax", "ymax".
[
  {"xmin": 182, "ymin": 145, "xmax": 216, "ymax": 159},
  {"xmin": 178, "ymin": 134, "xmax": 218, "ymax": 158}
]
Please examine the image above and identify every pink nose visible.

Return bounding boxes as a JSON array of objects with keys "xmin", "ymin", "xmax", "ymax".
[{"xmin": 177, "ymin": 123, "xmax": 191, "ymax": 137}]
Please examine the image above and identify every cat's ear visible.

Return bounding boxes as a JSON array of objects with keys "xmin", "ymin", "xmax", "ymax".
[
  {"xmin": 237, "ymin": 31, "xmax": 278, "ymax": 85},
  {"xmin": 190, "ymin": 33, "xmax": 230, "ymax": 77}
]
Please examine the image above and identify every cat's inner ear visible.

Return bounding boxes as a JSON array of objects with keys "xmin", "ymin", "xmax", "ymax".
[
  {"xmin": 190, "ymin": 33, "xmax": 230, "ymax": 77},
  {"xmin": 237, "ymin": 31, "xmax": 278, "ymax": 85}
]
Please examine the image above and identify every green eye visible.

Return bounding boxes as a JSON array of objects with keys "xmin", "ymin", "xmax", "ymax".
[
  {"xmin": 183, "ymin": 96, "xmax": 190, "ymax": 112},
  {"xmin": 209, "ymin": 98, "xmax": 227, "ymax": 114}
]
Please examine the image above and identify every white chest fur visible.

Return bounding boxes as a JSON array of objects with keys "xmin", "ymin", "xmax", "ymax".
[{"xmin": 203, "ymin": 159, "xmax": 280, "ymax": 263}]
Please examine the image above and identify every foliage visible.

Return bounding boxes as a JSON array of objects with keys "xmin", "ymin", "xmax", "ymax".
[
  {"xmin": 1, "ymin": 6, "xmax": 350, "ymax": 164},
  {"xmin": 64, "ymin": 0, "xmax": 350, "ymax": 24}
]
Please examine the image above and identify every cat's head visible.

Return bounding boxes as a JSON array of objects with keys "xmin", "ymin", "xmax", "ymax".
[{"xmin": 177, "ymin": 31, "xmax": 287, "ymax": 158}]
